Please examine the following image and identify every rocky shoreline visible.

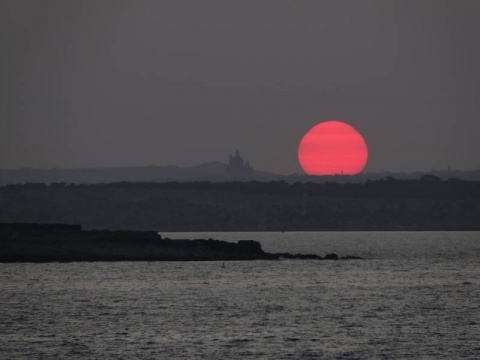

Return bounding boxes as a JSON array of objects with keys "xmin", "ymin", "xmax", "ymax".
[{"xmin": 0, "ymin": 223, "xmax": 361, "ymax": 263}]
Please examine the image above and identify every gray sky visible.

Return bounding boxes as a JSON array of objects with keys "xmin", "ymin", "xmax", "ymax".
[{"xmin": 1, "ymin": 0, "xmax": 479, "ymax": 174}]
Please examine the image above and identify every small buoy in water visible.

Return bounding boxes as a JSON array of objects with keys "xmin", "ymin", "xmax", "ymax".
[{"xmin": 222, "ymin": 262, "xmax": 225, "ymax": 268}]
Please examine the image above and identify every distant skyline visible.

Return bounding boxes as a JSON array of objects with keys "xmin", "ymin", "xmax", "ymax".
[{"xmin": 1, "ymin": 1, "xmax": 480, "ymax": 174}]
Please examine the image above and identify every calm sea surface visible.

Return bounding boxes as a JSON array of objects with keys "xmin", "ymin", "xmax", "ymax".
[{"xmin": 0, "ymin": 232, "xmax": 479, "ymax": 359}]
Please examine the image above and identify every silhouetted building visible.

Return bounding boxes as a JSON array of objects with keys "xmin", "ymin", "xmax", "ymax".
[{"xmin": 227, "ymin": 151, "xmax": 253, "ymax": 175}]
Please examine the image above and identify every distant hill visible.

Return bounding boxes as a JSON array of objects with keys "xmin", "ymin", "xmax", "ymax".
[
  {"xmin": 285, "ymin": 169, "xmax": 480, "ymax": 183},
  {"xmin": 0, "ymin": 154, "xmax": 479, "ymax": 185},
  {"xmin": 0, "ymin": 152, "xmax": 280, "ymax": 185}
]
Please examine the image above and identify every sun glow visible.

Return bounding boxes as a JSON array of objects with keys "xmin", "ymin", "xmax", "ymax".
[{"xmin": 298, "ymin": 121, "xmax": 368, "ymax": 175}]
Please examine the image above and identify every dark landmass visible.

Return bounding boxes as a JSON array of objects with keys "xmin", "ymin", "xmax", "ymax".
[
  {"xmin": 0, "ymin": 178, "xmax": 479, "ymax": 231},
  {"xmin": 0, "ymin": 223, "xmax": 357, "ymax": 263},
  {"xmin": 1, "ymin": 152, "xmax": 479, "ymax": 185},
  {"xmin": 0, "ymin": 152, "xmax": 277, "ymax": 185}
]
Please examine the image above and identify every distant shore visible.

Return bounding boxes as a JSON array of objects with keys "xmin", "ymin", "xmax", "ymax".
[
  {"xmin": 1, "ymin": 180, "xmax": 479, "ymax": 231},
  {"xmin": 0, "ymin": 223, "xmax": 358, "ymax": 263}
]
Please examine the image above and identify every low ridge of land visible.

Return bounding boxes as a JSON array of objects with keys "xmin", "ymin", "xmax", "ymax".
[{"xmin": 0, "ymin": 178, "xmax": 478, "ymax": 231}]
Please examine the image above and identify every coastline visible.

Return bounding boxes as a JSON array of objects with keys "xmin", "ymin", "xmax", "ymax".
[{"xmin": 0, "ymin": 223, "xmax": 357, "ymax": 263}]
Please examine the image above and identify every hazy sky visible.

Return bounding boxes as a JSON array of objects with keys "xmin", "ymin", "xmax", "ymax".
[{"xmin": 1, "ymin": 0, "xmax": 479, "ymax": 174}]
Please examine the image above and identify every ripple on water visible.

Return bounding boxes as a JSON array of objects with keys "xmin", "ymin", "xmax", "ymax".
[{"xmin": 0, "ymin": 232, "xmax": 479, "ymax": 359}]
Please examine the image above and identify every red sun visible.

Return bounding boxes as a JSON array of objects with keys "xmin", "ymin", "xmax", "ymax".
[{"xmin": 298, "ymin": 120, "xmax": 368, "ymax": 175}]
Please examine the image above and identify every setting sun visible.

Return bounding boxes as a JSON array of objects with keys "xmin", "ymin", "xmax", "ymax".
[{"xmin": 298, "ymin": 121, "xmax": 368, "ymax": 175}]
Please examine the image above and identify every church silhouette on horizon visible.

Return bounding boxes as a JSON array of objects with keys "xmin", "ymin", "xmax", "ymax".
[{"xmin": 227, "ymin": 151, "xmax": 253, "ymax": 176}]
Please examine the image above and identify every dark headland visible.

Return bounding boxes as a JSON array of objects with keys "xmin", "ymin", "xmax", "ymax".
[{"xmin": 0, "ymin": 223, "xmax": 358, "ymax": 263}]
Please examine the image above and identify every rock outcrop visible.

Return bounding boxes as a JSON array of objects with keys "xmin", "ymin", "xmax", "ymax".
[{"xmin": 0, "ymin": 223, "xmax": 360, "ymax": 262}]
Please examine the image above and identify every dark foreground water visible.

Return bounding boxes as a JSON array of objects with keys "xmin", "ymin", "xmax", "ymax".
[{"xmin": 0, "ymin": 232, "xmax": 479, "ymax": 359}]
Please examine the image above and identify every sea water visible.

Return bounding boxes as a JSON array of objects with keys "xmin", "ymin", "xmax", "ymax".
[{"xmin": 0, "ymin": 232, "xmax": 479, "ymax": 359}]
